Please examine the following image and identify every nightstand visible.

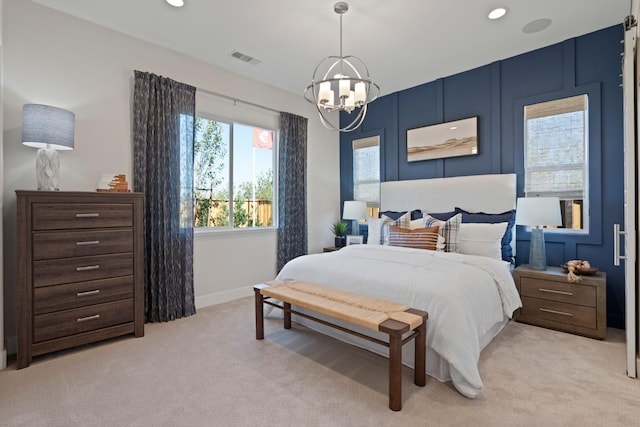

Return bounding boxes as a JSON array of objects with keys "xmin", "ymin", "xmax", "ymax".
[
  {"xmin": 513, "ymin": 265, "xmax": 606, "ymax": 339},
  {"xmin": 323, "ymin": 247, "xmax": 340, "ymax": 252}
]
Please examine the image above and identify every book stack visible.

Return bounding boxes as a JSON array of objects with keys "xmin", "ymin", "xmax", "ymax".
[{"xmin": 97, "ymin": 174, "xmax": 131, "ymax": 192}]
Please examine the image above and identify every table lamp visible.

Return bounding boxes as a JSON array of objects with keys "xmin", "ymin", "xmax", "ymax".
[
  {"xmin": 515, "ymin": 197, "xmax": 562, "ymax": 270},
  {"xmin": 342, "ymin": 200, "xmax": 367, "ymax": 236},
  {"xmin": 22, "ymin": 104, "xmax": 75, "ymax": 191}
]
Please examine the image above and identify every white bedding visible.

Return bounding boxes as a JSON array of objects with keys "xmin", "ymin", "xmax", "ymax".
[{"xmin": 275, "ymin": 244, "xmax": 522, "ymax": 398}]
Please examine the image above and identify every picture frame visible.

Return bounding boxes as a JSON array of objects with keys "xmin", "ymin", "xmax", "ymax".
[
  {"xmin": 346, "ymin": 235, "xmax": 364, "ymax": 245},
  {"xmin": 407, "ymin": 116, "xmax": 478, "ymax": 162}
]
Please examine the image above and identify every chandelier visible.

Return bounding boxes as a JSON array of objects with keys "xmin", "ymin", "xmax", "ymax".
[{"xmin": 304, "ymin": 2, "xmax": 380, "ymax": 132}]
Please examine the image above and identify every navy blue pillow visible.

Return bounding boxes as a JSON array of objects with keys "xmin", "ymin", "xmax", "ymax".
[
  {"xmin": 379, "ymin": 209, "xmax": 423, "ymax": 220},
  {"xmin": 423, "ymin": 210, "xmax": 457, "ymax": 221},
  {"xmin": 455, "ymin": 207, "xmax": 516, "ymax": 262}
]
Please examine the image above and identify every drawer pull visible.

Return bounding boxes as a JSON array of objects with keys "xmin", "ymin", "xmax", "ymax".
[
  {"xmin": 539, "ymin": 308, "xmax": 573, "ymax": 317},
  {"xmin": 76, "ymin": 265, "xmax": 100, "ymax": 272},
  {"xmin": 75, "ymin": 213, "xmax": 100, "ymax": 218},
  {"xmin": 77, "ymin": 314, "xmax": 100, "ymax": 323},
  {"xmin": 76, "ymin": 240, "xmax": 100, "ymax": 246},
  {"xmin": 77, "ymin": 289, "xmax": 101, "ymax": 297},
  {"xmin": 538, "ymin": 288, "xmax": 574, "ymax": 296}
]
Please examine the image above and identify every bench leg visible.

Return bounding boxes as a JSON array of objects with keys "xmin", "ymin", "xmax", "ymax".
[
  {"xmin": 388, "ymin": 331, "xmax": 402, "ymax": 411},
  {"xmin": 254, "ymin": 287, "xmax": 264, "ymax": 340},
  {"xmin": 283, "ymin": 302, "xmax": 292, "ymax": 329},
  {"xmin": 414, "ymin": 321, "xmax": 426, "ymax": 387}
]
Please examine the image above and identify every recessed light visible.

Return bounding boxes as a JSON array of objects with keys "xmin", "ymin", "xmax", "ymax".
[
  {"xmin": 488, "ymin": 7, "xmax": 508, "ymax": 20},
  {"xmin": 450, "ymin": 126, "xmax": 458, "ymax": 130},
  {"xmin": 166, "ymin": 0, "xmax": 184, "ymax": 7}
]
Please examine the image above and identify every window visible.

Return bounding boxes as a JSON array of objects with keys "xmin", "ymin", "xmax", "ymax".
[
  {"xmin": 353, "ymin": 135, "xmax": 380, "ymax": 218},
  {"xmin": 193, "ymin": 116, "xmax": 276, "ymax": 229},
  {"xmin": 524, "ymin": 94, "xmax": 588, "ymax": 231}
]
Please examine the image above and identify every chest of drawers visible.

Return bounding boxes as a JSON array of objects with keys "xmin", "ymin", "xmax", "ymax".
[
  {"xmin": 513, "ymin": 265, "xmax": 606, "ymax": 339},
  {"xmin": 16, "ymin": 191, "xmax": 145, "ymax": 368}
]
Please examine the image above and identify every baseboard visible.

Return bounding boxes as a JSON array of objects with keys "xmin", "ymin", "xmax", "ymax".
[{"xmin": 195, "ymin": 286, "xmax": 253, "ymax": 309}]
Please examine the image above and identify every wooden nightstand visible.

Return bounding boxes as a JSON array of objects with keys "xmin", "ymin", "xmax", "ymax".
[
  {"xmin": 513, "ymin": 265, "xmax": 606, "ymax": 339},
  {"xmin": 323, "ymin": 247, "xmax": 340, "ymax": 252}
]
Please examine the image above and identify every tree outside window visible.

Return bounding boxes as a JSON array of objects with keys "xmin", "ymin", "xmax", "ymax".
[{"xmin": 193, "ymin": 117, "xmax": 275, "ymax": 228}]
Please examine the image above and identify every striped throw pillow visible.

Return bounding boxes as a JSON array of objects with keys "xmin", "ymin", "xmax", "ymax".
[
  {"xmin": 423, "ymin": 213, "xmax": 462, "ymax": 253},
  {"xmin": 388, "ymin": 225, "xmax": 441, "ymax": 250},
  {"xmin": 379, "ymin": 211, "xmax": 411, "ymax": 245}
]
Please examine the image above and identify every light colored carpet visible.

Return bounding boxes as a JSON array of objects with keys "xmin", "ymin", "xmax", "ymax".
[{"xmin": 1, "ymin": 296, "xmax": 639, "ymax": 426}]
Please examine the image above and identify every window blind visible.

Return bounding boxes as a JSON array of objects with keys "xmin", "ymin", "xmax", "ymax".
[{"xmin": 524, "ymin": 95, "xmax": 587, "ymax": 200}]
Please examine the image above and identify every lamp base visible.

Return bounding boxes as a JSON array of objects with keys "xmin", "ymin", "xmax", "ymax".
[
  {"xmin": 36, "ymin": 147, "xmax": 60, "ymax": 191},
  {"xmin": 351, "ymin": 219, "xmax": 359, "ymax": 236},
  {"xmin": 529, "ymin": 227, "xmax": 547, "ymax": 271}
]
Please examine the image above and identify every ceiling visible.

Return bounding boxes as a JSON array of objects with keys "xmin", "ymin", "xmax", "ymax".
[{"xmin": 31, "ymin": 0, "xmax": 630, "ymax": 97}]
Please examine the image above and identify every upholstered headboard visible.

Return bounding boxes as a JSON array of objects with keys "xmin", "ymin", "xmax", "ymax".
[
  {"xmin": 380, "ymin": 173, "xmax": 517, "ymax": 255},
  {"xmin": 381, "ymin": 173, "xmax": 516, "ymax": 213}
]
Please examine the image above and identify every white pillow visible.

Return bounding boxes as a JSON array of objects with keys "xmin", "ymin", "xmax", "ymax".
[
  {"xmin": 458, "ymin": 222, "xmax": 508, "ymax": 260},
  {"xmin": 366, "ymin": 217, "xmax": 382, "ymax": 245}
]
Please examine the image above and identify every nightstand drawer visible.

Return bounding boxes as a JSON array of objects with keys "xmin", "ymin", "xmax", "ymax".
[
  {"xmin": 33, "ymin": 229, "xmax": 133, "ymax": 260},
  {"xmin": 34, "ymin": 299, "xmax": 133, "ymax": 343},
  {"xmin": 34, "ymin": 276, "xmax": 134, "ymax": 315},
  {"xmin": 32, "ymin": 203, "xmax": 133, "ymax": 230},
  {"xmin": 520, "ymin": 277, "xmax": 596, "ymax": 307},
  {"xmin": 520, "ymin": 296, "xmax": 596, "ymax": 329},
  {"xmin": 514, "ymin": 265, "xmax": 606, "ymax": 339},
  {"xmin": 33, "ymin": 253, "xmax": 133, "ymax": 287}
]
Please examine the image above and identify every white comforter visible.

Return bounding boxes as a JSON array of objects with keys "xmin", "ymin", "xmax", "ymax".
[{"xmin": 275, "ymin": 244, "xmax": 522, "ymax": 398}]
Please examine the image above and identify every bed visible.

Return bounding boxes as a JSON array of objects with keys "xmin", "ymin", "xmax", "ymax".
[{"xmin": 274, "ymin": 173, "xmax": 522, "ymax": 398}]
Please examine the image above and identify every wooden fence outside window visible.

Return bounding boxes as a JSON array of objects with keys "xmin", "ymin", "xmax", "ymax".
[{"xmin": 194, "ymin": 198, "xmax": 272, "ymax": 228}]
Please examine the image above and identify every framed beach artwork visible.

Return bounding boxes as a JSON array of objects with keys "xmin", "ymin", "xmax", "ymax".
[{"xmin": 407, "ymin": 116, "xmax": 478, "ymax": 162}]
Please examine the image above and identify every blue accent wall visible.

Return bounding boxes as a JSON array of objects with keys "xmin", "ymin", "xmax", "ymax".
[{"xmin": 340, "ymin": 25, "xmax": 625, "ymax": 329}]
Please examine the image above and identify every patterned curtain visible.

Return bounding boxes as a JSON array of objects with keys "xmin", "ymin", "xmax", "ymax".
[
  {"xmin": 133, "ymin": 71, "xmax": 196, "ymax": 322},
  {"xmin": 277, "ymin": 112, "xmax": 308, "ymax": 271}
]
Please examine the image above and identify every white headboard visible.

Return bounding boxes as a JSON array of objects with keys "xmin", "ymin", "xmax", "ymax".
[
  {"xmin": 381, "ymin": 173, "xmax": 516, "ymax": 213},
  {"xmin": 381, "ymin": 173, "xmax": 517, "ymax": 255}
]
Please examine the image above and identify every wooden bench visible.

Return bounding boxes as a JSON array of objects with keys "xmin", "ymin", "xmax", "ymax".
[{"xmin": 254, "ymin": 280, "xmax": 428, "ymax": 411}]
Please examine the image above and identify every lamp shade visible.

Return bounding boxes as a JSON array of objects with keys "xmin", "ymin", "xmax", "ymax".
[
  {"xmin": 342, "ymin": 200, "xmax": 367, "ymax": 220},
  {"xmin": 515, "ymin": 197, "xmax": 562, "ymax": 227},
  {"xmin": 22, "ymin": 104, "xmax": 75, "ymax": 150}
]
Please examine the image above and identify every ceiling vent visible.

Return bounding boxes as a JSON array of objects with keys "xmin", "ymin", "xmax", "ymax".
[{"xmin": 229, "ymin": 50, "xmax": 262, "ymax": 66}]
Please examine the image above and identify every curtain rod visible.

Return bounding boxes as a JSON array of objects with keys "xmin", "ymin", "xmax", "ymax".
[{"xmin": 196, "ymin": 87, "xmax": 281, "ymax": 115}]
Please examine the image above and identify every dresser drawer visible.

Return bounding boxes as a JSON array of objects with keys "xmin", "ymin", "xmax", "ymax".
[
  {"xmin": 34, "ymin": 299, "xmax": 134, "ymax": 343},
  {"xmin": 32, "ymin": 203, "xmax": 133, "ymax": 230},
  {"xmin": 520, "ymin": 277, "xmax": 596, "ymax": 307},
  {"xmin": 520, "ymin": 296, "xmax": 597, "ymax": 329},
  {"xmin": 34, "ymin": 276, "xmax": 134, "ymax": 315},
  {"xmin": 33, "ymin": 229, "xmax": 133, "ymax": 260},
  {"xmin": 33, "ymin": 253, "xmax": 133, "ymax": 287}
]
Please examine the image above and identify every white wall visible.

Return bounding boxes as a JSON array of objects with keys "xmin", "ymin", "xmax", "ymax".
[
  {"xmin": 2, "ymin": 0, "xmax": 339, "ymax": 354},
  {"xmin": 0, "ymin": 0, "xmax": 6, "ymax": 369}
]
